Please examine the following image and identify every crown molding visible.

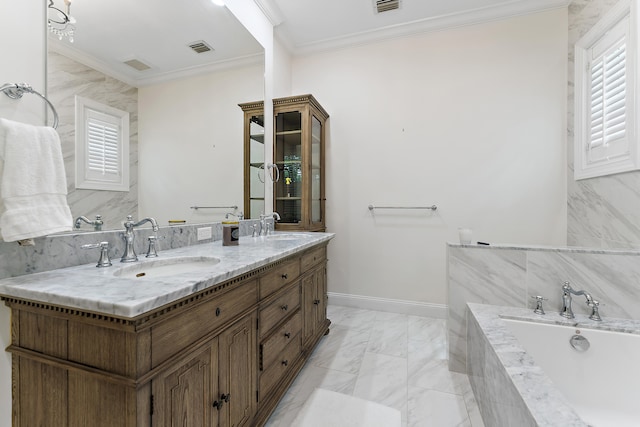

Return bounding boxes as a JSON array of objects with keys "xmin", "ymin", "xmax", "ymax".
[
  {"xmin": 253, "ymin": 0, "xmax": 285, "ymax": 26},
  {"xmin": 49, "ymin": 38, "xmax": 264, "ymax": 88},
  {"xmin": 284, "ymin": 0, "xmax": 571, "ymax": 56}
]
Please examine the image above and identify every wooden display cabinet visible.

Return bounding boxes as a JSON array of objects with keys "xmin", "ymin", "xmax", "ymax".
[{"xmin": 240, "ymin": 95, "xmax": 329, "ymax": 231}]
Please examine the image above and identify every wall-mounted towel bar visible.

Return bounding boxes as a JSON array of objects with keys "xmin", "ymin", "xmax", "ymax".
[
  {"xmin": 368, "ymin": 204, "xmax": 438, "ymax": 211},
  {"xmin": 1, "ymin": 83, "xmax": 59, "ymax": 129},
  {"xmin": 190, "ymin": 205, "xmax": 238, "ymax": 210}
]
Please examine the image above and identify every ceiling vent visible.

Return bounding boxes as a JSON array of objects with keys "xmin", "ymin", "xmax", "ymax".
[
  {"xmin": 123, "ymin": 58, "xmax": 151, "ymax": 71},
  {"xmin": 375, "ymin": 0, "xmax": 400, "ymax": 13},
  {"xmin": 188, "ymin": 40, "xmax": 214, "ymax": 54}
]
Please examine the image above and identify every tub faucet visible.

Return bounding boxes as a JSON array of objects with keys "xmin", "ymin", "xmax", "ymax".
[
  {"xmin": 121, "ymin": 215, "xmax": 158, "ymax": 263},
  {"xmin": 560, "ymin": 281, "xmax": 602, "ymax": 321}
]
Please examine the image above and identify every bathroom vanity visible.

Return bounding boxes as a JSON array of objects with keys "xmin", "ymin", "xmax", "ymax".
[{"xmin": 0, "ymin": 233, "xmax": 332, "ymax": 426}]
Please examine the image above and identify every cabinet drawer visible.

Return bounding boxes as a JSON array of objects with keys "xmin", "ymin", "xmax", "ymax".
[
  {"xmin": 260, "ymin": 259, "xmax": 300, "ymax": 298},
  {"xmin": 301, "ymin": 246, "xmax": 326, "ymax": 272},
  {"xmin": 260, "ymin": 336, "xmax": 301, "ymax": 397},
  {"xmin": 151, "ymin": 280, "xmax": 259, "ymax": 366},
  {"xmin": 260, "ymin": 311, "xmax": 302, "ymax": 370},
  {"xmin": 259, "ymin": 285, "xmax": 300, "ymax": 337}
]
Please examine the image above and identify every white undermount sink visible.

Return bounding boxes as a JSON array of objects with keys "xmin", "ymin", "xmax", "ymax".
[{"xmin": 113, "ymin": 256, "xmax": 221, "ymax": 279}]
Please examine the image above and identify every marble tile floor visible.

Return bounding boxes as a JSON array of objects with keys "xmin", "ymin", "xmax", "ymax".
[{"xmin": 265, "ymin": 305, "xmax": 485, "ymax": 427}]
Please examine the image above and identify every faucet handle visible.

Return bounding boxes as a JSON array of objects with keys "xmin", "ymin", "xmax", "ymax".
[
  {"xmin": 530, "ymin": 295, "xmax": 547, "ymax": 315},
  {"xmin": 587, "ymin": 299, "xmax": 603, "ymax": 321},
  {"xmin": 81, "ymin": 241, "xmax": 112, "ymax": 267},
  {"xmin": 146, "ymin": 236, "xmax": 159, "ymax": 258}
]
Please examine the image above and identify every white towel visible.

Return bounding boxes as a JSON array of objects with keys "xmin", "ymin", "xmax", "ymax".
[{"xmin": 0, "ymin": 118, "xmax": 72, "ymax": 242}]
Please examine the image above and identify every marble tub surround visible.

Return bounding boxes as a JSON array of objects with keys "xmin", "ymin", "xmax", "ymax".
[
  {"xmin": 447, "ymin": 243, "xmax": 640, "ymax": 373},
  {"xmin": 0, "ymin": 222, "xmax": 309, "ymax": 318},
  {"xmin": 465, "ymin": 303, "xmax": 640, "ymax": 426}
]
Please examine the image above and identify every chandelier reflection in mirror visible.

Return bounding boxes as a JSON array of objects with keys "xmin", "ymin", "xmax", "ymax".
[{"xmin": 48, "ymin": 0, "xmax": 76, "ymax": 42}]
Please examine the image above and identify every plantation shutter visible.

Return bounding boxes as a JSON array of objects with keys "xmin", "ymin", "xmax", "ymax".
[
  {"xmin": 587, "ymin": 16, "xmax": 630, "ymax": 164},
  {"xmin": 86, "ymin": 111, "xmax": 121, "ymax": 179}
]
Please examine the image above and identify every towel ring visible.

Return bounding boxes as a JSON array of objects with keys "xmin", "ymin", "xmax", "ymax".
[{"xmin": 1, "ymin": 83, "xmax": 59, "ymax": 129}]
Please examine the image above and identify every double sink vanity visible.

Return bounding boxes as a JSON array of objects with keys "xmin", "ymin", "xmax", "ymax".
[{"xmin": 0, "ymin": 230, "xmax": 333, "ymax": 426}]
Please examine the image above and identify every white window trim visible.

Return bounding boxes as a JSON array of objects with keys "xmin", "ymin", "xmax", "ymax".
[
  {"xmin": 574, "ymin": 0, "xmax": 639, "ymax": 180},
  {"xmin": 75, "ymin": 96, "xmax": 130, "ymax": 192}
]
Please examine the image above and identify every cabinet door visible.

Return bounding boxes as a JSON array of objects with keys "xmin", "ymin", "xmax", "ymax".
[
  {"xmin": 310, "ymin": 113, "xmax": 324, "ymax": 229},
  {"xmin": 246, "ymin": 112, "xmax": 265, "ymax": 219},
  {"xmin": 302, "ymin": 266, "xmax": 327, "ymax": 344},
  {"xmin": 152, "ymin": 340, "xmax": 219, "ymax": 427},
  {"xmin": 274, "ymin": 109, "xmax": 304, "ymax": 226},
  {"xmin": 218, "ymin": 312, "xmax": 257, "ymax": 427}
]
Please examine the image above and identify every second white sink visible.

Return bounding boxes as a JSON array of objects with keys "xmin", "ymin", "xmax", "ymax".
[{"xmin": 113, "ymin": 256, "xmax": 221, "ymax": 279}]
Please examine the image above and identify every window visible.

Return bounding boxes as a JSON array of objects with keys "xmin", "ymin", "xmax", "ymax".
[
  {"xmin": 75, "ymin": 96, "xmax": 130, "ymax": 191},
  {"xmin": 574, "ymin": 0, "xmax": 638, "ymax": 180}
]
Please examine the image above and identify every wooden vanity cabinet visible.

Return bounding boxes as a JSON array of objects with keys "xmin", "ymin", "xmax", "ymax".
[
  {"xmin": 152, "ymin": 311, "xmax": 257, "ymax": 427},
  {"xmin": 2, "ymin": 242, "xmax": 330, "ymax": 427}
]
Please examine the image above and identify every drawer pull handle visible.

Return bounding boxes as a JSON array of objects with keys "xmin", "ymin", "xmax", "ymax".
[
  {"xmin": 281, "ymin": 304, "xmax": 288, "ymax": 311},
  {"xmin": 284, "ymin": 332, "xmax": 291, "ymax": 339},
  {"xmin": 313, "ymin": 299, "xmax": 320, "ymax": 305},
  {"xmin": 215, "ymin": 307, "xmax": 221, "ymax": 317},
  {"xmin": 282, "ymin": 360, "xmax": 289, "ymax": 367},
  {"xmin": 213, "ymin": 393, "xmax": 231, "ymax": 410},
  {"xmin": 282, "ymin": 273, "xmax": 288, "ymax": 279}
]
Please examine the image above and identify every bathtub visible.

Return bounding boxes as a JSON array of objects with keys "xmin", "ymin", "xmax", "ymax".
[{"xmin": 466, "ymin": 303, "xmax": 640, "ymax": 427}]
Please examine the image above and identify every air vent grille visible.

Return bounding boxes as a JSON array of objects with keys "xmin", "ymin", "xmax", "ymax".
[
  {"xmin": 123, "ymin": 59, "xmax": 151, "ymax": 71},
  {"xmin": 188, "ymin": 40, "xmax": 214, "ymax": 54},
  {"xmin": 375, "ymin": 0, "xmax": 400, "ymax": 13}
]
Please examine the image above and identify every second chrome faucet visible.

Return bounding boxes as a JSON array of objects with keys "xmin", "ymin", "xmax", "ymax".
[{"xmin": 121, "ymin": 216, "xmax": 159, "ymax": 262}]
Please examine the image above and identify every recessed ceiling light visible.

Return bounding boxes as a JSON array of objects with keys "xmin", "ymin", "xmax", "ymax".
[{"xmin": 211, "ymin": 0, "xmax": 225, "ymax": 6}]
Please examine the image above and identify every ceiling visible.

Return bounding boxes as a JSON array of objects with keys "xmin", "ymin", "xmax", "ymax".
[{"xmin": 47, "ymin": 0, "xmax": 570, "ymax": 86}]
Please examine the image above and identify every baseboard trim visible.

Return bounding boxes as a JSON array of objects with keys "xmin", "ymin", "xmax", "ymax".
[{"xmin": 327, "ymin": 292, "xmax": 447, "ymax": 319}]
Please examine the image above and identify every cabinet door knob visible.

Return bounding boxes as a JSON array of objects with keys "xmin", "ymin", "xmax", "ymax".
[
  {"xmin": 215, "ymin": 307, "xmax": 221, "ymax": 317},
  {"xmin": 221, "ymin": 393, "xmax": 231, "ymax": 403},
  {"xmin": 213, "ymin": 400, "xmax": 222, "ymax": 410},
  {"xmin": 284, "ymin": 332, "xmax": 291, "ymax": 339},
  {"xmin": 313, "ymin": 299, "xmax": 320, "ymax": 305},
  {"xmin": 282, "ymin": 360, "xmax": 289, "ymax": 367},
  {"xmin": 281, "ymin": 273, "xmax": 288, "ymax": 279},
  {"xmin": 281, "ymin": 304, "xmax": 288, "ymax": 311}
]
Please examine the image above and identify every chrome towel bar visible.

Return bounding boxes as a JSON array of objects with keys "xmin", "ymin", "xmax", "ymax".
[
  {"xmin": 368, "ymin": 204, "xmax": 437, "ymax": 211},
  {"xmin": 1, "ymin": 83, "xmax": 59, "ymax": 129},
  {"xmin": 190, "ymin": 205, "xmax": 238, "ymax": 210}
]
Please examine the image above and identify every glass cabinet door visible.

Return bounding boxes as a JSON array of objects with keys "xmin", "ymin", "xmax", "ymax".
[
  {"xmin": 274, "ymin": 111, "xmax": 303, "ymax": 224},
  {"xmin": 311, "ymin": 115, "xmax": 323, "ymax": 225},
  {"xmin": 248, "ymin": 114, "xmax": 264, "ymax": 219}
]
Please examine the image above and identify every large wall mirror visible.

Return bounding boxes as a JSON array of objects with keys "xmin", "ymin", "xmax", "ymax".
[{"xmin": 47, "ymin": 0, "xmax": 265, "ymax": 231}]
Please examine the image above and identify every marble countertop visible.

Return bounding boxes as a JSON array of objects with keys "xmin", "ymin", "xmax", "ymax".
[
  {"xmin": 0, "ymin": 232, "xmax": 334, "ymax": 319},
  {"xmin": 468, "ymin": 303, "xmax": 640, "ymax": 427}
]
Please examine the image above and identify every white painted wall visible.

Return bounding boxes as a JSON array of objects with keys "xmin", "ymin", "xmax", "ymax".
[
  {"xmin": 291, "ymin": 9, "xmax": 568, "ymax": 307},
  {"xmin": 138, "ymin": 64, "xmax": 264, "ymax": 224},
  {"xmin": 0, "ymin": 0, "xmax": 45, "ymax": 424}
]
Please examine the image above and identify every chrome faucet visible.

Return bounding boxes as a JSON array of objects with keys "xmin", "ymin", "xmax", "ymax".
[
  {"xmin": 75, "ymin": 215, "xmax": 103, "ymax": 231},
  {"xmin": 225, "ymin": 211, "xmax": 244, "ymax": 220},
  {"xmin": 560, "ymin": 281, "xmax": 602, "ymax": 321},
  {"xmin": 259, "ymin": 212, "xmax": 280, "ymax": 236},
  {"xmin": 121, "ymin": 215, "xmax": 158, "ymax": 262}
]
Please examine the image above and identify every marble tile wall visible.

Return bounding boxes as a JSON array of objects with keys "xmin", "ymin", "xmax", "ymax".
[
  {"xmin": 0, "ymin": 218, "xmax": 268, "ymax": 280},
  {"xmin": 47, "ymin": 50, "xmax": 138, "ymax": 231},
  {"xmin": 447, "ymin": 243, "xmax": 640, "ymax": 373},
  {"xmin": 566, "ymin": 0, "xmax": 640, "ymax": 249}
]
